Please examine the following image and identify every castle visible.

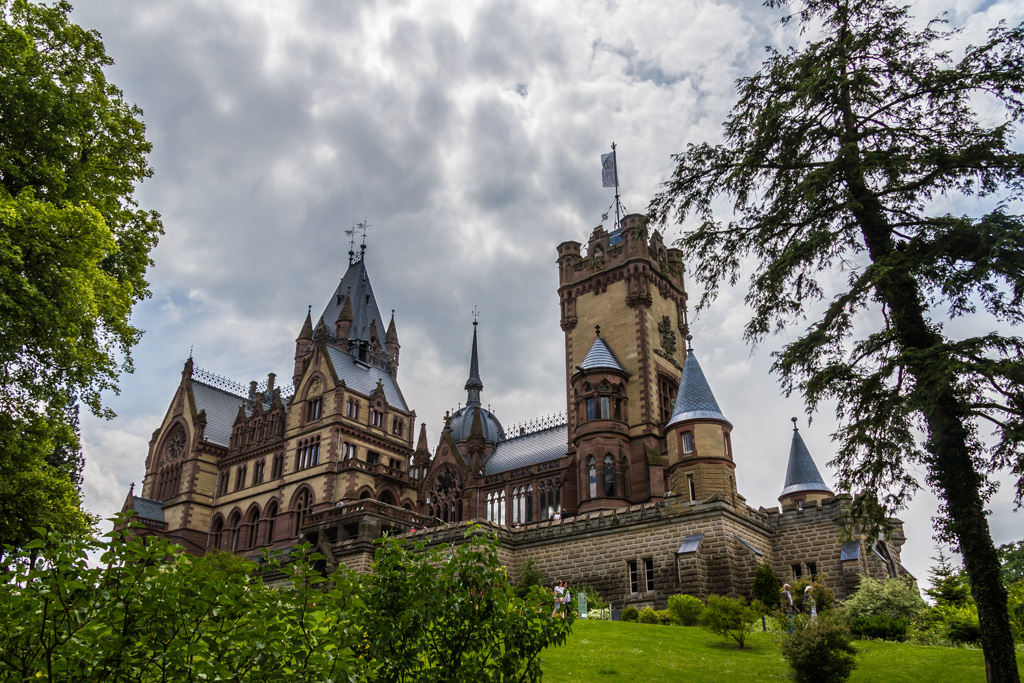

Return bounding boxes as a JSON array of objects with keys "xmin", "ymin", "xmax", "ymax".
[{"xmin": 123, "ymin": 213, "xmax": 910, "ymax": 607}]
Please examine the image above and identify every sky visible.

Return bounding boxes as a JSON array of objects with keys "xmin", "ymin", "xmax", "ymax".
[{"xmin": 70, "ymin": 0, "xmax": 1022, "ymax": 586}]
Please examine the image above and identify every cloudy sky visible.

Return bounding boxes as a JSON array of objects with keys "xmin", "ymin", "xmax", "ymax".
[{"xmin": 70, "ymin": 0, "xmax": 1022, "ymax": 584}]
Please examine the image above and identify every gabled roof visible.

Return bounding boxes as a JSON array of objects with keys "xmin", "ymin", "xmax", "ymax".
[
  {"xmin": 666, "ymin": 348, "xmax": 730, "ymax": 427},
  {"xmin": 324, "ymin": 345, "xmax": 408, "ymax": 411},
  {"xmin": 319, "ymin": 260, "xmax": 388, "ymax": 344},
  {"xmin": 780, "ymin": 425, "xmax": 833, "ymax": 498},
  {"xmin": 191, "ymin": 381, "xmax": 248, "ymax": 447},
  {"xmin": 483, "ymin": 424, "xmax": 568, "ymax": 475},
  {"xmin": 578, "ymin": 337, "xmax": 626, "ymax": 373},
  {"xmin": 131, "ymin": 495, "xmax": 165, "ymax": 522}
]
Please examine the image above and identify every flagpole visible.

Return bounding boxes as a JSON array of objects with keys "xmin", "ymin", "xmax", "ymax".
[{"xmin": 612, "ymin": 142, "xmax": 620, "ymax": 231}]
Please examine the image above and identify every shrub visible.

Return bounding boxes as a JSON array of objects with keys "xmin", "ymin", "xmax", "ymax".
[
  {"xmin": 781, "ymin": 612, "xmax": 857, "ymax": 683},
  {"xmin": 667, "ymin": 594, "xmax": 705, "ymax": 625},
  {"xmin": 513, "ymin": 558, "xmax": 546, "ymax": 598},
  {"xmin": 702, "ymin": 595, "xmax": 759, "ymax": 648},
  {"xmin": 848, "ymin": 614, "xmax": 909, "ymax": 641},
  {"xmin": 638, "ymin": 607, "xmax": 659, "ymax": 624},
  {"xmin": 943, "ymin": 604, "xmax": 982, "ymax": 645},
  {"xmin": 792, "ymin": 578, "xmax": 834, "ymax": 613},
  {"xmin": 654, "ymin": 609, "xmax": 674, "ymax": 625},
  {"xmin": 751, "ymin": 562, "xmax": 781, "ymax": 612},
  {"xmin": 842, "ymin": 575, "xmax": 927, "ymax": 622},
  {"xmin": 621, "ymin": 606, "xmax": 639, "ymax": 622}
]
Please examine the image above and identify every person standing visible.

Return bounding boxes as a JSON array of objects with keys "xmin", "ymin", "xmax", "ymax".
[
  {"xmin": 804, "ymin": 585, "xmax": 817, "ymax": 621},
  {"xmin": 552, "ymin": 580, "xmax": 564, "ymax": 618},
  {"xmin": 782, "ymin": 583, "xmax": 796, "ymax": 634}
]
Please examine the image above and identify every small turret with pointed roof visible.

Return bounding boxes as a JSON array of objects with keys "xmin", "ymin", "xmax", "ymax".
[
  {"xmin": 664, "ymin": 335, "xmax": 738, "ymax": 506},
  {"xmin": 385, "ymin": 310, "xmax": 401, "ymax": 379},
  {"xmin": 779, "ymin": 418, "xmax": 834, "ymax": 507},
  {"xmin": 293, "ymin": 306, "xmax": 313, "ymax": 386},
  {"xmin": 465, "ymin": 318, "xmax": 483, "ymax": 406},
  {"xmin": 336, "ymin": 294, "xmax": 354, "ymax": 340}
]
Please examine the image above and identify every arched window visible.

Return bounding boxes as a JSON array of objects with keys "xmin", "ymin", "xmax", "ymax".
[
  {"xmin": 588, "ymin": 456, "xmax": 597, "ymax": 498},
  {"xmin": 293, "ymin": 489, "xmax": 313, "ymax": 536},
  {"xmin": 604, "ymin": 454, "xmax": 615, "ymax": 496},
  {"xmin": 379, "ymin": 490, "xmax": 396, "ymax": 507},
  {"xmin": 539, "ymin": 483, "xmax": 548, "ymax": 520},
  {"xmin": 426, "ymin": 464, "xmax": 464, "ymax": 523},
  {"xmin": 264, "ymin": 500, "xmax": 278, "ymax": 545},
  {"xmin": 244, "ymin": 507, "xmax": 260, "ymax": 549},
  {"xmin": 525, "ymin": 484, "xmax": 533, "ymax": 523},
  {"xmin": 227, "ymin": 511, "xmax": 242, "ymax": 551},
  {"xmin": 210, "ymin": 515, "xmax": 224, "ymax": 550},
  {"xmin": 498, "ymin": 489, "xmax": 506, "ymax": 525}
]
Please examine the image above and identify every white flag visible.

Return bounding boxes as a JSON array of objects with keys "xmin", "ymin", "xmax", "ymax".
[{"xmin": 601, "ymin": 151, "xmax": 617, "ymax": 188}]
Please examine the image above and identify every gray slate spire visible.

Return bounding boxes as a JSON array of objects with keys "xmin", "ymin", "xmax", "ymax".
[
  {"xmin": 579, "ymin": 329, "xmax": 627, "ymax": 373},
  {"xmin": 319, "ymin": 260, "xmax": 387, "ymax": 345},
  {"xmin": 667, "ymin": 346, "xmax": 731, "ymax": 428},
  {"xmin": 465, "ymin": 320, "xmax": 483, "ymax": 406},
  {"xmin": 780, "ymin": 419, "xmax": 834, "ymax": 499}
]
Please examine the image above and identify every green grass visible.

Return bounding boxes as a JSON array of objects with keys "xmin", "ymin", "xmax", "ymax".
[{"xmin": 540, "ymin": 619, "xmax": 1024, "ymax": 682}]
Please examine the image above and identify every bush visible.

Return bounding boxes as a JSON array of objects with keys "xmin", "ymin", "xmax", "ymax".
[
  {"xmin": 941, "ymin": 604, "xmax": 982, "ymax": 645},
  {"xmin": 667, "ymin": 594, "xmax": 705, "ymax": 625},
  {"xmin": 792, "ymin": 578, "xmax": 834, "ymax": 613},
  {"xmin": 655, "ymin": 609, "xmax": 675, "ymax": 625},
  {"xmin": 638, "ymin": 607, "xmax": 659, "ymax": 624},
  {"xmin": 751, "ymin": 562, "xmax": 781, "ymax": 612},
  {"xmin": 781, "ymin": 612, "xmax": 857, "ymax": 683},
  {"xmin": 702, "ymin": 595, "xmax": 759, "ymax": 648},
  {"xmin": 513, "ymin": 558, "xmax": 546, "ymax": 598},
  {"xmin": 842, "ymin": 575, "xmax": 927, "ymax": 622},
  {"xmin": 622, "ymin": 606, "xmax": 639, "ymax": 622},
  {"xmin": 848, "ymin": 614, "xmax": 909, "ymax": 641}
]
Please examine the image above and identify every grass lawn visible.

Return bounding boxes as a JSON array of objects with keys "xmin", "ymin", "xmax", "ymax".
[{"xmin": 540, "ymin": 619, "xmax": 1024, "ymax": 682}]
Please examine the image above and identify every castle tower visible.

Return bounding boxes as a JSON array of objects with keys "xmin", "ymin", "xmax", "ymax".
[
  {"xmin": 664, "ymin": 338, "xmax": 737, "ymax": 505},
  {"xmin": 779, "ymin": 418, "xmax": 834, "ymax": 508},
  {"xmin": 557, "ymin": 214, "xmax": 688, "ymax": 510}
]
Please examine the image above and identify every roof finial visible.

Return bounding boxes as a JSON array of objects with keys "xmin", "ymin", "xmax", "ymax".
[
  {"xmin": 472, "ymin": 305, "xmax": 480, "ymax": 327},
  {"xmin": 345, "ymin": 225, "xmax": 356, "ymax": 265},
  {"xmin": 358, "ymin": 219, "xmax": 370, "ymax": 260},
  {"xmin": 188, "ymin": 345, "xmax": 193, "ymax": 359},
  {"xmin": 685, "ymin": 333, "xmax": 694, "ymax": 351},
  {"xmin": 792, "ymin": 416, "xmax": 799, "ymax": 431},
  {"xmin": 595, "ymin": 324, "xmax": 601, "ymax": 338}
]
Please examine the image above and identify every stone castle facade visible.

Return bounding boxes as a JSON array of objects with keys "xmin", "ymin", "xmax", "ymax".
[{"xmin": 123, "ymin": 214, "xmax": 911, "ymax": 608}]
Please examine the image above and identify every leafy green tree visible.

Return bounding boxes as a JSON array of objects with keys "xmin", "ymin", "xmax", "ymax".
[
  {"xmin": 997, "ymin": 540, "xmax": 1024, "ymax": 586},
  {"xmin": 782, "ymin": 612, "xmax": 857, "ymax": 683},
  {"xmin": 926, "ymin": 547, "xmax": 973, "ymax": 607},
  {"xmin": 650, "ymin": 0, "xmax": 1024, "ymax": 678},
  {"xmin": 702, "ymin": 594, "xmax": 759, "ymax": 648},
  {"xmin": 751, "ymin": 561, "xmax": 781, "ymax": 612},
  {"xmin": 0, "ymin": 0, "xmax": 162, "ymax": 546},
  {"xmin": 513, "ymin": 558, "xmax": 547, "ymax": 598}
]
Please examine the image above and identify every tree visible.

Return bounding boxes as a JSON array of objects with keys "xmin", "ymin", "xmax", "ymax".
[
  {"xmin": 926, "ymin": 547, "xmax": 972, "ymax": 606},
  {"xmin": 997, "ymin": 540, "xmax": 1024, "ymax": 586},
  {"xmin": 701, "ymin": 594, "xmax": 759, "ymax": 648},
  {"xmin": 0, "ymin": 0, "xmax": 161, "ymax": 546},
  {"xmin": 751, "ymin": 560, "xmax": 782, "ymax": 612},
  {"xmin": 650, "ymin": 1, "xmax": 1024, "ymax": 679}
]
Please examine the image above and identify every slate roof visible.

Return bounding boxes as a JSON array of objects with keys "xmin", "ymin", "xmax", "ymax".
[
  {"xmin": 324, "ymin": 345, "xmax": 408, "ymax": 411},
  {"xmin": 131, "ymin": 495, "xmax": 165, "ymax": 522},
  {"xmin": 483, "ymin": 424, "xmax": 568, "ymax": 475},
  {"xmin": 780, "ymin": 427, "xmax": 833, "ymax": 498},
  {"xmin": 191, "ymin": 381, "xmax": 248, "ymax": 447},
  {"xmin": 578, "ymin": 337, "xmax": 626, "ymax": 373},
  {"xmin": 319, "ymin": 260, "xmax": 388, "ymax": 344},
  {"xmin": 666, "ymin": 348, "xmax": 731, "ymax": 427},
  {"xmin": 448, "ymin": 405, "xmax": 506, "ymax": 444}
]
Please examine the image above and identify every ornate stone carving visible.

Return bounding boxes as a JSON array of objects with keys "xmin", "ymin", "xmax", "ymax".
[
  {"xmin": 166, "ymin": 424, "xmax": 186, "ymax": 461},
  {"xmin": 658, "ymin": 315, "xmax": 677, "ymax": 356}
]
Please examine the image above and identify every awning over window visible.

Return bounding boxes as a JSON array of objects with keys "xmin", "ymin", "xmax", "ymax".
[
  {"xmin": 840, "ymin": 541, "xmax": 860, "ymax": 561},
  {"xmin": 677, "ymin": 533, "xmax": 704, "ymax": 554},
  {"xmin": 735, "ymin": 534, "xmax": 764, "ymax": 556}
]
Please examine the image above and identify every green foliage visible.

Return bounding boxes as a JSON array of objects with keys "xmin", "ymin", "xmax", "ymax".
[
  {"xmin": 667, "ymin": 594, "xmax": 704, "ymax": 626},
  {"xmin": 918, "ymin": 603, "xmax": 983, "ymax": 645},
  {"xmin": 513, "ymin": 558, "xmax": 546, "ymax": 598},
  {"xmin": 849, "ymin": 614, "xmax": 909, "ymax": 641},
  {"xmin": 0, "ymin": 0, "xmax": 162, "ymax": 547},
  {"xmin": 701, "ymin": 594, "xmax": 759, "ymax": 648},
  {"xmin": 621, "ymin": 606, "xmax": 639, "ymax": 623},
  {"xmin": 781, "ymin": 612, "xmax": 857, "ymax": 683},
  {"xmin": 843, "ymin": 575, "xmax": 927, "ymax": 623},
  {"xmin": 924, "ymin": 547, "xmax": 972, "ymax": 607},
  {"xmin": 637, "ymin": 607, "xmax": 659, "ymax": 624},
  {"xmin": 1007, "ymin": 581, "xmax": 1024, "ymax": 642},
  {"xmin": 998, "ymin": 541, "xmax": 1024, "ymax": 587},
  {"xmin": 751, "ymin": 562, "xmax": 781, "ymax": 612},
  {"xmin": 0, "ymin": 521, "xmax": 570, "ymax": 682},
  {"xmin": 649, "ymin": 0, "xmax": 1024, "ymax": 674}
]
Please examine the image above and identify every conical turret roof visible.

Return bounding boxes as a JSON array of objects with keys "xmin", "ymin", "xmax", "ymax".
[
  {"xmin": 667, "ymin": 346, "xmax": 730, "ymax": 428},
  {"xmin": 319, "ymin": 260, "xmax": 387, "ymax": 344},
  {"xmin": 579, "ymin": 334, "xmax": 626, "ymax": 373},
  {"xmin": 780, "ymin": 420, "xmax": 833, "ymax": 499}
]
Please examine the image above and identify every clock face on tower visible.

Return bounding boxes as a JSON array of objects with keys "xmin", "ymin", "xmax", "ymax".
[{"xmin": 166, "ymin": 425, "xmax": 186, "ymax": 461}]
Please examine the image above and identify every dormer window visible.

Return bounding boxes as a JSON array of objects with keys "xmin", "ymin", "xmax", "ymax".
[
  {"xmin": 371, "ymin": 409, "xmax": 384, "ymax": 427},
  {"xmin": 347, "ymin": 399, "xmax": 359, "ymax": 419}
]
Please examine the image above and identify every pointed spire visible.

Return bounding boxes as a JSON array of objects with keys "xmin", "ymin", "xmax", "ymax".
[
  {"xmin": 416, "ymin": 422, "xmax": 429, "ymax": 453},
  {"xmin": 386, "ymin": 310, "xmax": 399, "ymax": 344},
  {"xmin": 780, "ymin": 418, "xmax": 833, "ymax": 501},
  {"xmin": 465, "ymin": 316, "xmax": 483, "ymax": 406},
  {"xmin": 579, "ymin": 330, "xmax": 627, "ymax": 373},
  {"xmin": 666, "ymin": 339, "xmax": 730, "ymax": 428},
  {"xmin": 469, "ymin": 405, "xmax": 485, "ymax": 441},
  {"xmin": 339, "ymin": 295, "xmax": 354, "ymax": 322},
  {"xmin": 298, "ymin": 307, "xmax": 313, "ymax": 341}
]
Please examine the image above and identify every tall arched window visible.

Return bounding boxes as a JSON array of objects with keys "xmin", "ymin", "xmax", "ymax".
[
  {"xmin": 604, "ymin": 454, "xmax": 616, "ymax": 497},
  {"xmin": 244, "ymin": 507, "xmax": 260, "ymax": 549},
  {"xmin": 264, "ymin": 500, "xmax": 278, "ymax": 545},
  {"xmin": 525, "ymin": 484, "xmax": 533, "ymax": 523},
  {"xmin": 498, "ymin": 490, "xmax": 506, "ymax": 525},
  {"xmin": 293, "ymin": 489, "xmax": 313, "ymax": 536},
  {"xmin": 588, "ymin": 457, "xmax": 597, "ymax": 498},
  {"xmin": 426, "ymin": 464, "xmax": 464, "ymax": 523},
  {"xmin": 227, "ymin": 511, "xmax": 241, "ymax": 551},
  {"xmin": 210, "ymin": 515, "xmax": 224, "ymax": 550}
]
